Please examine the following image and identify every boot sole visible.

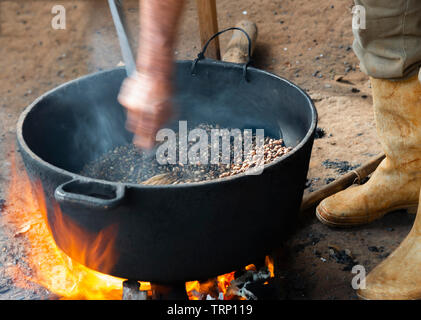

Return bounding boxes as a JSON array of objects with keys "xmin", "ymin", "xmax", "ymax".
[
  {"xmin": 316, "ymin": 203, "xmax": 419, "ymax": 228},
  {"xmin": 356, "ymin": 291, "xmax": 369, "ymax": 300},
  {"xmin": 357, "ymin": 290, "xmax": 419, "ymax": 300}
]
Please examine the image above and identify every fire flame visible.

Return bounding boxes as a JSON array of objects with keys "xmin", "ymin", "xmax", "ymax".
[
  {"xmin": 4, "ymin": 151, "xmax": 128, "ymax": 299},
  {"xmin": 5, "ymin": 150, "xmax": 274, "ymax": 300}
]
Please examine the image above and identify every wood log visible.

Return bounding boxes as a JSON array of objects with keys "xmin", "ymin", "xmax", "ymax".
[
  {"xmin": 222, "ymin": 20, "xmax": 258, "ymax": 64},
  {"xmin": 300, "ymin": 153, "xmax": 386, "ymax": 215},
  {"xmin": 196, "ymin": 0, "xmax": 220, "ymax": 60}
]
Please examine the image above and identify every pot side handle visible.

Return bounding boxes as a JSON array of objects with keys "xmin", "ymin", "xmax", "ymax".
[{"xmin": 54, "ymin": 179, "xmax": 125, "ymax": 210}]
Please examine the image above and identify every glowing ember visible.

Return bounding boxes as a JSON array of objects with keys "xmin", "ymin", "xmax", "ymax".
[
  {"xmin": 265, "ymin": 256, "xmax": 274, "ymax": 278},
  {"xmin": 185, "ymin": 271, "xmax": 237, "ymax": 300},
  {"xmin": 4, "ymin": 150, "xmax": 274, "ymax": 300}
]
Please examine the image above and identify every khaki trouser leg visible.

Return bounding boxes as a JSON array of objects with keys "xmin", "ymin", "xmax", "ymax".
[{"xmin": 353, "ymin": 0, "xmax": 421, "ymax": 80}]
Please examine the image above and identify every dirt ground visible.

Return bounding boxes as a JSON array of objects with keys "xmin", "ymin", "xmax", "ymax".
[{"xmin": 0, "ymin": 0, "xmax": 414, "ymax": 300}]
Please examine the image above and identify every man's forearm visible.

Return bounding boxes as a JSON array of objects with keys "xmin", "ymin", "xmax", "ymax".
[{"xmin": 137, "ymin": 0, "xmax": 185, "ymax": 78}]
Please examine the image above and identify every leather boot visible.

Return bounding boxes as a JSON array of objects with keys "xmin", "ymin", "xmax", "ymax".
[
  {"xmin": 358, "ymin": 188, "xmax": 421, "ymax": 300},
  {"xmin": 316, "ymin": 75, "xmax": 421, "ymax": 227}
]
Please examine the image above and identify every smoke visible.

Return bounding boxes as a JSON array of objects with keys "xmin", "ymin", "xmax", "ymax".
[
  {"xmin": 68, "ymin": 69, "xmax": 131, "ymax": 171},
  {"xmin": 68, "ymin": 1, "xmax": 140, "ymax": 168}
]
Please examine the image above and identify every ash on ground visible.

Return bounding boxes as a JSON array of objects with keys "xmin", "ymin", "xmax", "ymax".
[{"xmin": 322, "ymin": 159, "xmax": 360, "ymax": 175}]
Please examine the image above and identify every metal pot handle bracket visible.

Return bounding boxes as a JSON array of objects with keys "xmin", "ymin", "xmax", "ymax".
[
  {"xmin": 54, "ymin": 179, "xmax": 125, "ymax": 210},
  {"xmin": 191, "ymin": 27, "xmax": 253, "ymax": 82}
]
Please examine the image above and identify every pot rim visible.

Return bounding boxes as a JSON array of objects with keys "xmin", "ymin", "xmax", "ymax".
[{"xmin": 16, "ymin": 60, "xmax": 317, "ymax": 189}]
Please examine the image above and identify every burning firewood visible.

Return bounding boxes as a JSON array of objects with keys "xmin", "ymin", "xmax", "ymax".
[{"xmin": 225, "ymin": 266, "xmax": 272, "ymax": 300}]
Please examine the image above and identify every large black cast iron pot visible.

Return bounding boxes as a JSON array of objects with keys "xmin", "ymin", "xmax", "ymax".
[{"xmin": 17, "ymin": 58, "xmax": 317, "ymax": 283}]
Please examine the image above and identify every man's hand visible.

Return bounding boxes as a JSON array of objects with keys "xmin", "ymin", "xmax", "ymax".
[
  {"xmin": 118, "ymin": 72, "xmax": 172, "ymax": 149},
  {"xmin": 119, "ymin": 0, "xmax": 185, "ymax": 149}
]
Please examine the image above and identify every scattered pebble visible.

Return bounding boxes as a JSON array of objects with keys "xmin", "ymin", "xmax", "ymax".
[
  {"xmin": 368, "ymin": 246, "xmax": 384, "ymax": 253},
  {"xmin": 324, "ymin": 177, "xmax": 335, "ymax": 184},
  {"xmin": 315, "ymin": 127, "xmax": 326, "ymax": 139},
  {"xmin": 328, "ymin": 245, "xmax": 358, "ymax": 271},
  {"xmin": 305, "ymin": 177, "xmax": 320, "ymax": 190}
]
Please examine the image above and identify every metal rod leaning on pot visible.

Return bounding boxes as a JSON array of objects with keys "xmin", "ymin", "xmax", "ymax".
[{"xmin": 300, "ymin": 153, "xmax": 386, "ymax": 216}]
